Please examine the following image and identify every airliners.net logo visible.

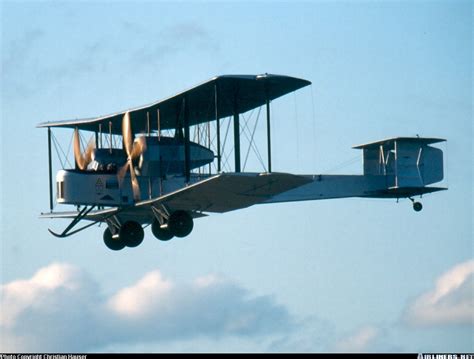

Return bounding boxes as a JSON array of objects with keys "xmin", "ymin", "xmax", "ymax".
[{"xmin": 419, "ymin": 355, "xmax": 473, "ymax": 359}]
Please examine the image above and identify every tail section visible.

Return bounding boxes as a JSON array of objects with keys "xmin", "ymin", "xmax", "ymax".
[{"xmin": 353, "ymin": 137, "xmax": 445, "ymax": 190}]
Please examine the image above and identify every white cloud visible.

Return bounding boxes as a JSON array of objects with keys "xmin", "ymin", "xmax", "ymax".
[
  {"xmin": 0, "ymin": 263, "xmax": 293, "ymax": 352},
  {"xmin": 404, "ymin": 259, "xmax": 474, "ymax": 326},
  {"xmin": 0, "ymin": 263, "xmax": 93, "ymax": 328},
  {"xmin": 108, "ymin": 270, "xmax": 173, "ymax": 318},
  {"xmin": 334, "ymin": 325, "xmax": 379, "ymax": 352}
]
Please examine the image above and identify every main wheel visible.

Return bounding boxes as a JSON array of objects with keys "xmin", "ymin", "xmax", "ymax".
[
  {"xmin": 413, "ymin": 202, "xmax": 423, "ymax": 212},
  {"xmin": 120, "ymin": 221, "xmax": 144, "ymax": 247},
  {"xmin": 152, "ymin": 220, "xmax": 174, "ymax": 241},
  {"xmin": 168, "ymin": 210, "xmax": 194, "ymax": 238},
  {"xmin": 103, "ymin": 228, "xmax": 126, "ymax": 251}
]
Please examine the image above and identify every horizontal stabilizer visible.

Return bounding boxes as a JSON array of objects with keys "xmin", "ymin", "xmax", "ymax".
[
  {"xmin": 369, "ymin": 186, "xmax": 447, "ymax": 198},
  {"xmin": 353, "ymin": 137, "xmax": 446, "ymax": 149}
]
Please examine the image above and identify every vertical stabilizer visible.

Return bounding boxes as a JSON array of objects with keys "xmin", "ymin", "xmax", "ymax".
[{"xmin": 353, "ymin": 137, "xmax": 445, "ymax": 188}]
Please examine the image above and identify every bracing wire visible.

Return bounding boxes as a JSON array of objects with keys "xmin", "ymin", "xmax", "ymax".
[
  {"xmin": 66, "ymin": 130, "xmax": 74, "ymax": 166},
  {"xmin": 310, "ymin": 84, "xmax": 317, "ymax": 171},
  {"xmin": 249, "ymin": 108, "xmax": 266, "ymax": 170},
  {"xmin": 242, "ymin": 110, "xmax": 257, "ymax": 171},
  {"xmin": 323, "ymin": 155, "xmax": 360, "ymax": 174},
  {"xmin": 293, "ymin": 91, "xmax": 300, "ymax": 169},
  {"xmin": 221, "ymin": 116, "xmax": 232, "ymax": 171},
  {"xmin": 51, "ymin": 132, "xmax": 74, "ymax": 169},
  {"xmin": 51, "ymin": 134, "xmax": 66, "ymax": 169},
  {"xmin": 242, "ymin": 106, "xmax": 266, "ymax": 171}
]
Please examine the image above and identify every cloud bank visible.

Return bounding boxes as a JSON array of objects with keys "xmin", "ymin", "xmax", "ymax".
[
  {"xmin": 0, "ymin": 263, "xmax": 293, "ymax": 352},
  {"xmin": 404, "ymin": 259, "xmax": 474, "ymax": 326}
]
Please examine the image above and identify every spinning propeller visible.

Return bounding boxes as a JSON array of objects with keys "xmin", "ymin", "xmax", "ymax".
[
  {"xmin": 73, "ymin": 128, "xmax": 95, "ymax": 170},
  {"xmin": 118, "ymin": 111, "xmax": 146, "ymax": 202}
]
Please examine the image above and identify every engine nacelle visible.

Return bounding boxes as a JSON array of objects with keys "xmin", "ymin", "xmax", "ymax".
[{"xmin": 139, "ymin": 136, "xmax": 214, "ymax": 177}]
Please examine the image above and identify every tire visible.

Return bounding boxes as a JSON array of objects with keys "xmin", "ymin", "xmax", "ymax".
[
  {"xmin": 413, "ymin": 202, "xmax": 423, "ymax": 212},
  {"xmin": 152, "ymin": 220, "xmax": 174, "ymax": 241},
  {"xmin": 103, "ymin": 228, "xmax": 126, "ymax": 251},
  {"xmin": 120, "ymin": 221, "xmax": 144, "ymax": 247},
  {"xmin": 168, "ymin": 210, "xmax": 193, "ymax": 238}
]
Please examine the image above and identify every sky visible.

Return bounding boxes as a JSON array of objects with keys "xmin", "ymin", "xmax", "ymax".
[{"xmin": 1, "ymin": 0, "xmax": 473, "ymax": 353}]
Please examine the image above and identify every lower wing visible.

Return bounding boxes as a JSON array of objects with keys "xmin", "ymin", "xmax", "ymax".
[
  {"xmin": 40, "ymin": 172, "xmax": 311, "ymax": 221},
  {"xmin": 137, "ymin": 172, "xmax": 312, "ymax": 213}
]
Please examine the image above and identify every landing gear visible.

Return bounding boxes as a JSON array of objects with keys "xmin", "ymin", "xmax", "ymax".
[
  {"xmin": 103, "ymin": 227, "xmax": 126, "ymax": 251},
  {"xmin": 120, "ymin": 221, "xmax": 144, "ymax": 247},
  {"xmin": 103, "ymin": 221, "xmax": 144, "ymax": 250},
  {"xmin": 168, "ymin": 210, "xmax": 194, "ymax": 238},
  {"xmin": 413, "ymin": 201, "xmax": 423, "ymax": 212},
  {"xmin": 409, "ymin": 197, "xmax": 423, "ymax": 212},
  {"xmin": 152, "ymin": 219, "xmax": 174, "ymax": 241},
  {"xmin": 103, "ymin": 212, "xmax": 193, "ymax": 250}
]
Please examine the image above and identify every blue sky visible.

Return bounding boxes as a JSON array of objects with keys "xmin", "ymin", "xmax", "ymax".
[{"xmin": 1, "ymin": 0, "xmax": 472, "ymax": 353}]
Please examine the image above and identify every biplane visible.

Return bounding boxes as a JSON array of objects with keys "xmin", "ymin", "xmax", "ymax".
[{"xmin": 38, "ymin": 74, "xmax": 447, "ymax": 250}]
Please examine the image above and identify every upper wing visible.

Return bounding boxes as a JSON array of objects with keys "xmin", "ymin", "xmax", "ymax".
[
  {"xmin": 37, "ymin": 74, "xmax": 310, "ymax": 134},
  {"xmin": 137, "ymin": 172, "xmax": 312, "ymax": 213}
]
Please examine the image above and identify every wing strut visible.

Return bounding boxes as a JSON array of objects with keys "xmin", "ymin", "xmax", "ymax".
[
  {"xmin": 47, "ymin": 127, "xmax": 54, "ymax": 211},
  {"xmin": 215, "ymin": 82, "xmax": 221, "ymax": 172},
  {"xmin": 184, "ymin": 95, "xmax": 191, "ymax": 183},
  {"xmin": 233, "ymin": 93, "xmax": 241, "ymax": 172},
  {"xmin": 48, "ymin": 205, "xmax": 97, "ymax": 238},
  {"xmin": 266, "ymin": 96, "xmax": 272, "ymax": 173}
]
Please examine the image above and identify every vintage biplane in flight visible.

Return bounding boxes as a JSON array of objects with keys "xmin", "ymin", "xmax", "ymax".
[{"xmin": 38, "ymin": 74, "xmax": 446, "ymax": 250}]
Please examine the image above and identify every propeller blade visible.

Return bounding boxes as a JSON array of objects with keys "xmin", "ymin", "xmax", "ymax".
[
  {"xmin": 122, "ymin": 111, "xmax": 133, "ymax": 157},
  {"xmin": 83, "ymin": 137, "xmax": 95, "ymax": 165},
  {"xmin": 117, "ymin": 162, "xmax": 129, "ymax": 187},
  {"xmin": 117, "ymin": 111, "xmax": 143, "ymax": 202},
  {"xmin": 129, "ymin": 161, "xmax": 141, "ymax": 201},
  {"xmin": 73, "ymin": 128, "xmax": 95, "ymax": 170},
  {"xmin": 73, "ymin": 128, "xmax": 85, "ymax": 170}
]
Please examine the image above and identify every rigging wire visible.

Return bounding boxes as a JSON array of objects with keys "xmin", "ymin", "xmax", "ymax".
[
  {"xmin": 323, "ymin": 155, "xmax": 360, "ymax": 174},
  {"xmin": 221, "ymin": 116, "xmax": 232, "ymax": 171},
  {"xmin": 293, "ymin": 91, "xmax": 300, "ymax": 169},
  {"xmin": 65, "ymin": 130, "xmax": 74, "ymax": 167},
  {"xmin": 209, "ymin": 121, "xmax": 219, "ymax": 174},
  {"xmin": 51, "ymin": 132, "xmax": 74, "ymax": 169},
  {"xmin": 310, "ymin": 84, "xmax": 317, "ymax": 171},
  {"xmin": 51, "ymin": 133, "xmax": 66, "ymax": 169},
  {"xmin": 242, "ymin": 106, "xmax": 266, "ymax": 171}
]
